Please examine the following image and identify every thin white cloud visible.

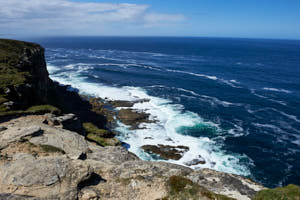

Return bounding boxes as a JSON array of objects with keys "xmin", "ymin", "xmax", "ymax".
[
  {"xmin": 144, "ymin": 13, "xmax": 185, "ymax": 27},
  {"xmin": 0, "ymin": 0, "xmax": 185, "ymax": 35}
]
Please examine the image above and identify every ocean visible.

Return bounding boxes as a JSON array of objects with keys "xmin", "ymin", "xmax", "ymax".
[{"xmin": 28, "ymin": 37, "xmax": 300, "ymax": 188}]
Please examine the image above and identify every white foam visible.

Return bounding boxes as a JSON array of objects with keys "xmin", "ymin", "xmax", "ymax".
[
  {"xmin": 47, "ymin": 64, "xmax": 60, "ymax": 73},
  {"xmin": 248, "ymin": 106, "xmax": 300, "ymax": 123},
  {"xmin": 47, "ymin": 63, "xmax": 251, "ymax": 176},
  {"xmin": 165, "ymin": 69, "xmax": 242, "ymax": 88},
  {"xmin": 166, "ymin": 69, "xmax": 218, "ymax": 80},
  {"xmin": 250, "ymin": 89, "xmax": 287, "ymax": 106},
  {"xmin": 263, "ymin": 87, "xmax": 292, "ymax": 94}
]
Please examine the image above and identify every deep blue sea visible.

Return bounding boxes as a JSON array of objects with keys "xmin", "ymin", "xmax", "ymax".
[{"xmin": 28, "ymin": 37, "xmax": 300, "ymax": 188}]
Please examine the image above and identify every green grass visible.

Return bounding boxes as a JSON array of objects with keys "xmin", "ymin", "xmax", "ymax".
[
  {"xmin": 39, "ymin": 144, "xmax": 65, "ymax": 154},
  {"xmin": 0, "ymin": 39, "xmax": 48, "ymax": 118},
  {"xmin": 0, "ymin": 95, "xmax": 8, "ymax": 104},
  {"xmin": 253, "ymin": 184, "xmax": 300, "ymax": 200},
  {"xmin": 83, "ymin": 122, "xmax": 112, "ymax": 137},
  {"xmin": 164, "ymin": 176, "xmax": 234, "ymax": 200},
  {"xmin": 26, "ymin": 105, "xmax": 61, "ymax": 115},
  {"xmin": 0, "ymin": 39, "xmax": 40, "ymax": 89},
  {"xmin": 0, "ymin": 104, "xmax": 60, "ymax": 117},
  {"xmin": 84, "ymin": 122, "xmax": 121, "ymax": 146},
  {"xmin": 86, "ymin": 133, "xmax": 109, "ymax": 147}
]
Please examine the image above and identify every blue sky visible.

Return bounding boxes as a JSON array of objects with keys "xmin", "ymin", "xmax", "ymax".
[{"xmin": 1, "ymin": 0, "xmax": 300, "ymax": 39}]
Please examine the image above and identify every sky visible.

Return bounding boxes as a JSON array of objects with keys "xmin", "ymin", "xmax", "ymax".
[{"xmin": 1, "ymin": 0, "xmax": 300, "ymax": 39}]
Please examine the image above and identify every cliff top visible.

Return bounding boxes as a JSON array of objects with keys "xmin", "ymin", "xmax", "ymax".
[
  {"xmin": 0, "ymin": 39, "xmax": 43, "ymax": 89},
  {"xmin": 0, "ymin": 39, "xmax": 51, "ymax": 115}
]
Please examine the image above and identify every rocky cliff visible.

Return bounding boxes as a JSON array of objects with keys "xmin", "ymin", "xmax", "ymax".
[
  {"xmin": 0, "ymin": 39, "xmax": 299, "ymax": 200},
  {"xmin": 0, "ymin": 39, "xmax": 51, "ymax": 113}
]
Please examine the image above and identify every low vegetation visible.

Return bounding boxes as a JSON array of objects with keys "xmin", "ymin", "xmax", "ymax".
[
  {"xmin": 0, "ymin": 104, "xmax": 60, "ymax": 117},
  {"xmin": 83, "ymin": 122, "xmax": 113, "ymax": 138},
  {"xmin": 26, "ymin": 105, "xmax": 61, "ymax": 115},
  {"xmin": 83, "ymin": 122, "xmax": 121, "ymax": 147},
  {"xmin": 0, "ymin": 39, "xmax": 39, "ymax": 89},
  {"xmin": 86, "ymin": 133, "xmax": 109, "ymax": 147},
  {"xmin": 39, "ymin": 144, "xmax": 65, "ymax": 154},
  {"xmin": 253, "ymin": 184, "xmax": 300, "ymax": 200},
  {"xmin": 163, "ymin": 176, "xmax": 234, "ymax": 200}
]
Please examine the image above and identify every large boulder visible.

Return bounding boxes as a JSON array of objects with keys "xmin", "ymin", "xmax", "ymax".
[
  {"xmin": 0, "ymin": 154, "xmax": 92, "ymax": 199},
  {"xmin": 0, "ymin": 116, "xmax": 89, "ymax": 159},
  {"xmin": 29, "ymin": 123, "xmax": 89, "ymax": 159},
  {"xmin": 44, "ymin": 113, "xmax": 84, "ymax": 135}
]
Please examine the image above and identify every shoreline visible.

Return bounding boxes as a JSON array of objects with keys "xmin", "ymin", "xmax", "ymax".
[
  {"xmin": 1, "ymin": 38, "xmax": 299, "ymax": 199},
  {"xmin": 51, "ymin": 74, "xmax": 252, "ymax": 177}
]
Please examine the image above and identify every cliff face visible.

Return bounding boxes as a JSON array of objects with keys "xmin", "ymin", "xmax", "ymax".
[{"xmin": 0, "ymin": 39, "xmax": 51, "ymax": 112}]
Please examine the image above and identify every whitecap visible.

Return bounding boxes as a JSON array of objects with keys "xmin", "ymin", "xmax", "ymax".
[
  {"xmin": 263, "ymin": 87, "xmax": 292, "ymax": 94},
  {"xmin": 165, "ymin": 69, "xmax": 218, "ymax": 80},
  {"xmin": 250, "ymin": 89, "xmax": 287, "ymax": 106}
]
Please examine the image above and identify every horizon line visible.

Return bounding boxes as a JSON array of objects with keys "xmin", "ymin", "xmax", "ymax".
[{"xmin": 9, "ymin": 35, "xmax": 300, "ymax": 42}]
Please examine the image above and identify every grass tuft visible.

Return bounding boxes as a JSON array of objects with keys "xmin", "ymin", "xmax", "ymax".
[
  {"xmin": 83, "ymin": 122, "xmax": 112, "ymax": 137},
  {"xmin": 39, "ymin": 144, "xmax": 65, "ymax": 154},
  {"xmin": 86, "ymin": 133, "xmax": 109, "ymax": 147},
  {"xmin": 253, "ymin": 184, "xmax": 300, "ymax": 200},
  {"xmin": 164, "ymin": 176, "xmax": 234, "ymax": 200},
  {"xmin": 26, "ymin": 105, "xmax": 61, "ymax": 115}
]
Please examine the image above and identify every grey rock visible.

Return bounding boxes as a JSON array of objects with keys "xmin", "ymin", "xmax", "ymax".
[
  {"xmin": 0, "ymin": 126, "xmax": 7, "ymax": 132},
  {"xmin": 188, "ymin": 168, "xmax": 265, "ymax": 200},
  {"xmin": 87, "ymin": 145, "xmax": 139, "ymax": 165},
  {"xmin": 45, "ymin": 113, "xmax": 84, "ymax": 134},
  {"xmin": 184, "ymin": 155, "xmax": 206, "ymax": 166},
  {"xmin": 0, "ymin": 125, "xmax": 42, "ymax": 148},
  {"xmin": 0, "ymin": 193, "xmax": 40, "ymax": 200},
  {"xmin": 0, "ymin": 154, "xmax": 92, "ymax": 199},
  {"xmin": 79, "ymin": 188, "xmax": 100, "ymax": 200},
  {"xmin": 29, "ymin": 123, "xmax": 89, "ymax": 159}
]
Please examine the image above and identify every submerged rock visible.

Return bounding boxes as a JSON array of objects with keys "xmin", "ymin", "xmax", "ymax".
[{"xmin": 141, "ymin": 144, "xmax": 189, "ymax": 160}]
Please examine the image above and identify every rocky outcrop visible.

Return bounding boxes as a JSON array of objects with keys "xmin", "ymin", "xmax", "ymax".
[
  {"xmin": 0, "ymin": 154, "xmax": 92, "ymax": 199},
  {"xmin": 141, "ymin": 144, "xmax": 190, "ymax": 160},
  {"xmin": 44, "ymin": 113, "xmax": 84, "ymax": 134},
  {"xmin": 117, "ymin": 108, "xmax": 154, "ymax": 129},
  {"xmin": 0, "ymin": 114, "xmax": 266, "ymax": 200}
]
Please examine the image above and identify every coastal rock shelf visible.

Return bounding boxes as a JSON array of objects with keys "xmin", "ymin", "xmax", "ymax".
[
  {"xmin": 0, "ymin": 39, "xmax": 299, "ymax": 199},
  {"xmin": 0, "ymin": 114, "xmax": 266, "ymax": 200},
  {"xmin": 141, "ymin": 144, "xmax": 190, "ymax": 160}
]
